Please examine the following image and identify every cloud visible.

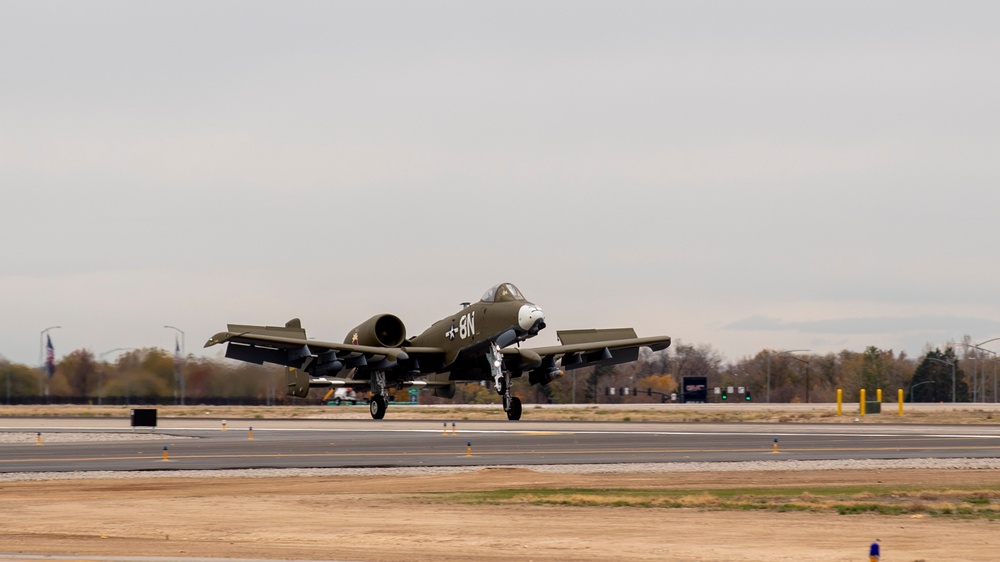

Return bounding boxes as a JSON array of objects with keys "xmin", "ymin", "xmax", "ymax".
[{"xmin": 725, "ymin": 315, "xmax": 1000, "ymax": 336}]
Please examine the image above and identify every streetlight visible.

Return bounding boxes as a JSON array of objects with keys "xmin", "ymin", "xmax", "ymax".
[
  {"xmin": 764, "ymin": 349, "xmax": 809, "ymax": 403},
  {"xmin": 956, "ymin": 341, "xmax": 985, "ymax": 403},
  {"xmin": 164, "ymin": 326, "xmax": 185, "ymax": 405},
  {"xmin": 909, "ymin": 380, "xmax": 935, "ymax": 403},
  {"xmin": 975, "ymin": 338, "xmax": 1000, "ymax": 403},
  {"xmin": 971, "ymin": 343, "xmax": 998, "ymax": 403},
  {"xmin": 926, "ymin": 356, "xmax": 956, "ymax": 403},
  {"xmin": 788, "ymin": 355, "xmax": 811, "ymax": 403},
  {"xmin": 38, "ymin": 326, "xmax": 61, "ymax": 399},
  {"xmin": 99, "ymin": 348, "xmax": 135, "ymax": 406}
]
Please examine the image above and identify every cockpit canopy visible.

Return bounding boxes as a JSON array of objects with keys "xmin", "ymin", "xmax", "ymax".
[{"xmin": 480, "ymin": 282, "xmax": 526, "ymax": 303}]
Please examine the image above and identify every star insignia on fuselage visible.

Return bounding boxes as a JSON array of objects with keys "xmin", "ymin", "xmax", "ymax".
[{"xmin": 445, "ymin": 322, "xmax": 458, "ymax": 341}]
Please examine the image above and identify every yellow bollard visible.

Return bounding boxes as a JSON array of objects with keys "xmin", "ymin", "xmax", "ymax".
[
  {"xmin": 248, "ymin": 426, "xmax": 253, "ymax": 441},
  {"xmin": 222, "ymin": 420, "xmax": 227, "ymax": 432},
  {"xmin": 466, "ymin": 441, "xmax": 472, "ymax": 456},
  {"xmin": 443, "ymin": 422, "xmax": 447, "ymax": 436},
  {"xmin": 860, "ymin": 389, "xmax": 866, "ymax": 416},
  {"xmin": 772, "ymin": 438, "xmax": 779, "ymax": 454},
  {"xmin": 836, "ymin": 389, "xmax": 843, "ymax": 416},
  {"xmin": 36, "ymin": 432, "xmax": 42, "ymax": 446},
  {"xmin": 451, "ymin": 422, "xmax": 456, "ymax": 436},
  {"xmin": 898, "ymin": 388, "xmax": 904, "ymax": 416},
  {"xmin": 163, "ymin": 446, "xmax": 169, "ymax": 462},
  {"xmin": 877, "ymin": 388, "xmax": 882, "ymax": 403}
]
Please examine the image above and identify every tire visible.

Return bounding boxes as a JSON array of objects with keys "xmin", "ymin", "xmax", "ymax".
[
  {"xmin": 506, "ymin": 397, "xmax": 522, "ymax": 421},
  {"xmin": 370, "ymin": 395, "xmax": 387, "ymax": 420}
]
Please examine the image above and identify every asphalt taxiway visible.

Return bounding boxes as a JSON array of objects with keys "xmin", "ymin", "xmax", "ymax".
[{"xmin": 3, "ymin": 418, "xmax": 1000, "ymax": 473}]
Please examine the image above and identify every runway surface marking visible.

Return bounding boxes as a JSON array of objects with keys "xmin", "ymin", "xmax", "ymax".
[
  {"xmin": 5, "ymin": 444, "xmax": 1000, "ymax": 466},
  {"xmin": 6, "ymin": 425, "xmax": 1000, "ymax": 439}
]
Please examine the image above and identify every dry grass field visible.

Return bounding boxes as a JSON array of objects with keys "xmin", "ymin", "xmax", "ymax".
[
  {"xmin": 2, "ymin": 468, "xmax": 1000, "ymax": 561},
  {"xmin": 3, "ymin": 403, "xmax": 1000, "ymax": 561}
]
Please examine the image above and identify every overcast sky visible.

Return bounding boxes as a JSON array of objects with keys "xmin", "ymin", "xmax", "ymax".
[{"xmin": 2, "ymin": 1, "xmax": 999, "ymax": 367}]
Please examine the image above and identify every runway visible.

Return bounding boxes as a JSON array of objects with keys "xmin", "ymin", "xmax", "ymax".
[{"xmin": 4, "ymin": 418, "xmax": 1000, "ymax": 473}]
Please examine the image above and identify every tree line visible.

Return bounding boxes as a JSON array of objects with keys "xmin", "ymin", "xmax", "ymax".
[
  {"xmin": 508, "ymin": 342, "xmax": 981, "ymax": 406},
  {"xmin": 0, "ymin": 340, "xmax": 992, "ymax": 405}
]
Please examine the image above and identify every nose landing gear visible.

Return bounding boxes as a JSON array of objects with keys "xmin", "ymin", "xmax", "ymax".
[{"xmin": 488, "ymin": 343, "xmax": 522, "ymax": 421}]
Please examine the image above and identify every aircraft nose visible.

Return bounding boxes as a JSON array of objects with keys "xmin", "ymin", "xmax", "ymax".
[{"xmin": 518, "ymin": 304, "xmax": 545, "ymax": 332}]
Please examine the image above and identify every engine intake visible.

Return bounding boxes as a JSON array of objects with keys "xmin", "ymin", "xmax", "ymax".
[{"xmin": 345, "ymin": 314, "xmax": 407, "ymax": 348}]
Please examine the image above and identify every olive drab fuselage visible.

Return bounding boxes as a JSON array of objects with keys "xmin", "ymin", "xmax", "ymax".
[{"xmin": 412, "ymin": 298, "xmax": 539, "ymax": 368}]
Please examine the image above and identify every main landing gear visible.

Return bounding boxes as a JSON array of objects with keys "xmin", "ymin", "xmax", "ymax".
[
  {"xmin": 488, "ymin": 342, "xmax": 522, "ymax": 421},
  {"xmin": 369, "ymin": 395, "xmax": 387, "ymax": 420},
  {"xmin": 503, "ymin": 394, "xmax": 522, "ymax": 421},
  {"xmin": 369, "ymin": 371, "xmax": 389, "ymax": 420}
]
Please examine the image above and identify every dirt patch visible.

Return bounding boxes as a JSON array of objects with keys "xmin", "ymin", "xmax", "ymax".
[{"xmin": 2, "ymin": 468, "xmax": 999, "ymax": 561}]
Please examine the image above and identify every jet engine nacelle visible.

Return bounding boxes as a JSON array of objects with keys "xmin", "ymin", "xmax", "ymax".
[{"xmin": 345, "ymin": 314, "xmax": 407, "ymax": 348}]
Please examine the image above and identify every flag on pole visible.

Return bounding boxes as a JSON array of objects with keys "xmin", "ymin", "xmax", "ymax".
[{"xmin": 45, "ymin": 335, "xmax": 56, "ymax": 379}]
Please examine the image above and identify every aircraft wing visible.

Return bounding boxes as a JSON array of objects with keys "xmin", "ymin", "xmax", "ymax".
[
  {"xmin": 204, "ymin": 321, "xmax": 443, "ymax": 377},
  {"xmin": 504, "ymin": 328, "xmax": 670, "ymax": 380}
]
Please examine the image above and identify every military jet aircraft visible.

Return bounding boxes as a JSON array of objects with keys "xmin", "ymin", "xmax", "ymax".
[{"xmin": 205, "ymin": 282, "xmax": 670, "ymax": 420}]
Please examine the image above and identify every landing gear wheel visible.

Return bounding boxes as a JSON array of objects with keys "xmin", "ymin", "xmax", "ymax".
[
  {"xmin": 370, "ymin": 395, "xmax": 387, "ymax": 420},
  {"xmin": 506, "ymin": 397, "xmax": 522, "ymax": 421}
]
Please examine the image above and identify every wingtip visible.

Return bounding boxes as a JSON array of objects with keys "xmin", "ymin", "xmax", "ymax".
[
  {"xmin": 648, "ymin": 336, "xmax": 672, "ymax": 352},
  {"xmin": 204, "ymin": 331, "xmax": 232, "ymax": 348}
]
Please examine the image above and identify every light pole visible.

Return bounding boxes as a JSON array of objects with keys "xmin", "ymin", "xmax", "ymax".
[
  {"xmin": 953, "ymin": 341, "xmax": 976, "ymax": 402},
  {"xmin": 959, "ymin": 341, "xmax": 985, "ymax": 403},
  {"xmin": 764, "ymin": 349, "xmax": 809, "ymax": 403},
  {"xmin": 975, "ymin": 338, "xmax": 1000, "ymax": 403},
  {"xmin": 971, "ymin": 343, "xmax": 997, "ymax": 403},
  {"xmin": 99, "ymin": 348, "xmax": 135, "ymax": 406},
  {"xmin": 926, "ymin": 356, "xmax": 956, "ymax": 403},
  {"xmin": 788, "ymin": 356, "xmax": 811, "ymax": 403},
  {"xmin": 909, "ymin": 380, "xmax": 935, "ymax": 403},
  {"xmin": 38, "ymin": 326, "xmax": 61, "ymax": 399},
  {"xmin": 164, "ymin": 326, "xmax": 185, "ymax": 405}
]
